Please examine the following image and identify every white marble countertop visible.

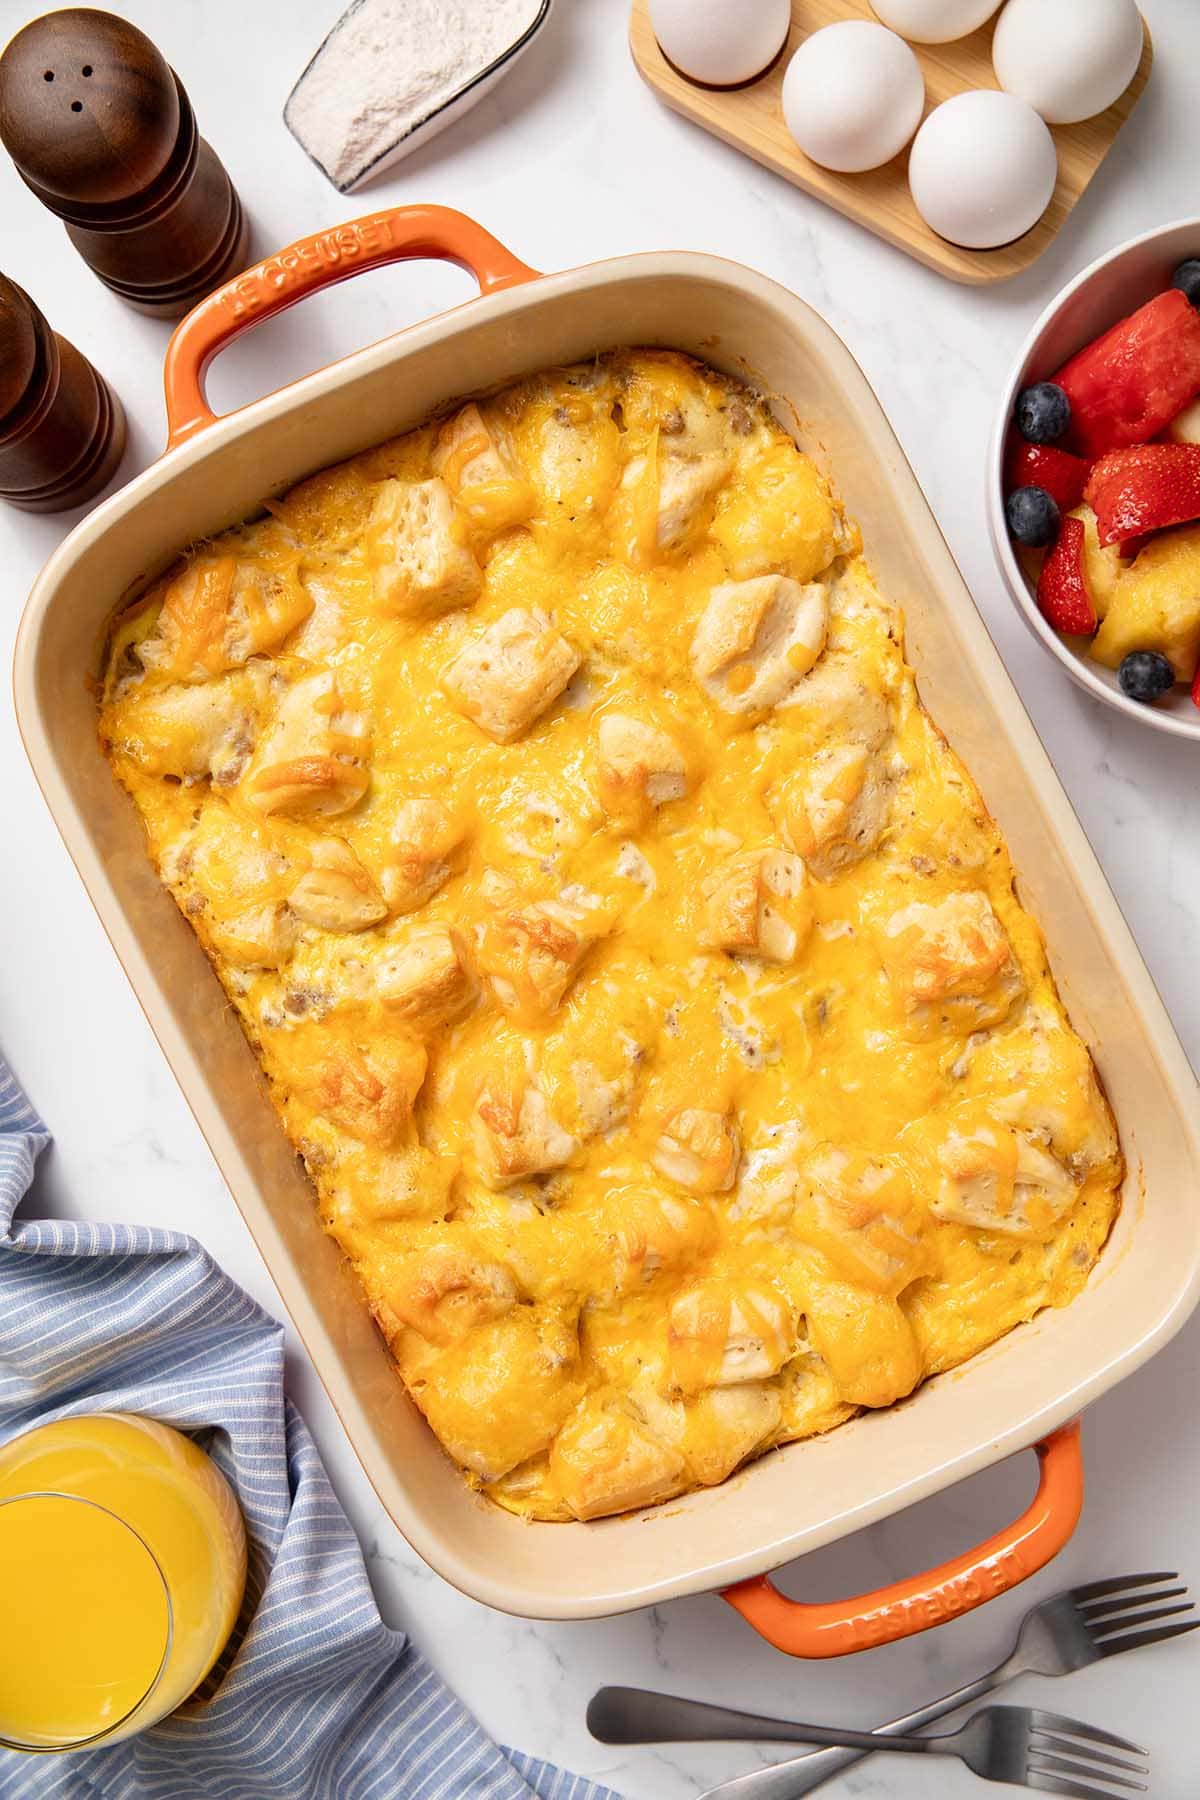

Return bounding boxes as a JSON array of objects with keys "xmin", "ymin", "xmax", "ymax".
[{"xmin": 2, "ymin": 0, "xmax": 1198, "ymax": 1793}]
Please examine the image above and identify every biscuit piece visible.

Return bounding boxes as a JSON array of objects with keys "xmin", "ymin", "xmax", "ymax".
[
  {"xmin": 774, "ymin": 742, "xmax": 895, "ymax": 881},
  {"xmin": 368, "ymin": 477, "xmax": 482, "ymax": 616},
  {"xmin": 683, "ymin": 1382, "xmax": 782, "ymax": 1488},
  {"xmin": 473, "ymin": 1076, "xmax": 579, "ymax": 1188},
  {"xmin": 242, "ymin": 672, "xmax": 370, "ymax": 818},
  {"xmin": 933, "ymin": 1122, "xmax": 1078, "ymax": 1240},
  {"xmin": 442, "ymin": 608, "xmax": 580, "ymax": 743},
  {"xmin": 792, "ymin": 1148, "xmax": 928, "ymax": 1295},
  {"xmin": 372, "ymin": 926, "xmax": 475, "ymax": 1029},
  {"xmin": 381, "ymin": 798, "xmax": 469, "ymax": 914},
  {"xmin": 206, "ymin": 900, "xmax": 297, "ymax": 969},
  {"xmin": 698, "ymin": 848, "xmax": 812, "ymax": 963},
  {"xmin": 605, "ymin": 1190, "xmax": 717, "ymax": 1296},
  {"xmin": 432, "ymin": 403, "xmax": 535, "ymax": 537},
  {"xmin": 550, "ymin": 1393, "xmax": 686, "ymax": 1519},
  {"xmin": 669, "ymin": 1279, "xmax": 796, "ymax": 1391},
  {"xmin": 414, "ymin": 1310, "xmax": 584, "ymax": 1481},
  {"xmin": 289, "ymin": 839, "xmax": 387, "ymax": 933},
  {"xmin": 653, "ymin": 1107, "xmax": 740, "ymax": 1195},
  {"xmin": 613, "ymin": 389, "xmax": 732, "ymax": 561},
  {"xmin": 880, "ymin": 891, "xmax": 1025, "ymax": 1034},
  {"xmin": 138, "ymin": 556, "xmax": 312, "ymax": 680},
  {"xmin": 596, "ymin": 712, "xmax": 689, "ymax": 822},
  {"xmin": 804, "ymin": 1275, "xmax": 922, "ymax": 1409},
  {"xmin": 477, "ymin": 893, "xmax": 605, "ymax": 1023},
  {"xmin": 387, "ymin": 1240, "xmax": 519, "ymax": 1346},
  {"xmin": 283, "ymin": 1036, "xmax": 427, "ymax": 1150},
  {"xmin": 691, "ymin": 575, "xmax": 828, "ymax": 714},
  {"xmin": 109, "ymin": 664, "xmax": 269, "ymax": 784}
]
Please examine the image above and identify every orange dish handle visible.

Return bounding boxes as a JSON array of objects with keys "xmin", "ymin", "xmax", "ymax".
[
  {"xmin": 722, "ymin": 1421, "xmax": 1083, "ymax": 1658},
  {"xmin": 162, "ymin": 204, "xmax": 540, "ymax": 451}
]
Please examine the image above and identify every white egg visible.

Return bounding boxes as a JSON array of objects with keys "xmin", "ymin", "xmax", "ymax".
[
  {"xmin": 782, "ymin": 22, "xmax": 925, "ymax": 174},
  {"xmin": 870, "ymin": 0, "xmax": 1003, "ymax": 45},
  {"xmin": 908, "ymin": 90, "xmax": 1057, "ymax": 249},
  {"xmin": 650, "ymin": 0, "xmax": 792, "ymax": 88},
  {"xmin": 993, "ymin": 0, "xmax": 1143, "ymax": 124}
]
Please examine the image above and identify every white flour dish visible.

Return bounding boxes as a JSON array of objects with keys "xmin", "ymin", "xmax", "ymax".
[{"xmin": 285, "ymin": 0, "xmax": 554, "ymax": 193}]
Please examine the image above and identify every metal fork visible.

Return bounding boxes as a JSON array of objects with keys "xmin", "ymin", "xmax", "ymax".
[
  {"xmin": 689, "ymin": 1570, "xmax": 1196, "ymax": 1800},
  {"xmin": 588, "ymin": 1690, "xmax": 1147, "ymax": 1796}
]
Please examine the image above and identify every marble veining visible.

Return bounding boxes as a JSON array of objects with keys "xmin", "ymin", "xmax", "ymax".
[{"xmin": 1, "ymin": 0, "xmax": 1198, "ymax": 1792}]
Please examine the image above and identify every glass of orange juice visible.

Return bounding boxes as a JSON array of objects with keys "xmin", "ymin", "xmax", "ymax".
[{"xmin": 0, "ymin": 1414, "xmax": 247, "ymax": 1753}]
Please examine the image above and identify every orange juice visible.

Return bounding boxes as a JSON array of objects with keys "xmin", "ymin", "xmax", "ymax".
[
  {"xmin": 0, "ymin": 1495, "xmax": 169, "ymax": 1747},
  {"xmin": 0, "ymin": 1415, "xmax": 247, "ymax": 1751}
]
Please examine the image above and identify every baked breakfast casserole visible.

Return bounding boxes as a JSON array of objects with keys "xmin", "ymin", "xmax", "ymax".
[{"xmin": 98, "ymin": 350, "xmax": 1121, "ymax": 1522}]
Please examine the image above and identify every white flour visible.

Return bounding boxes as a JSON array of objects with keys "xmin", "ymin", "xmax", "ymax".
[{"xmin": 286, "ymin": 0, "xmax": 544, "ymax": 190}]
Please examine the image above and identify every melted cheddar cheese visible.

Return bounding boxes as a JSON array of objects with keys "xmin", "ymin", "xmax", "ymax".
[{"xmin": 99, "ymin": 351, "xmax": 1122, "ymax": 1521}]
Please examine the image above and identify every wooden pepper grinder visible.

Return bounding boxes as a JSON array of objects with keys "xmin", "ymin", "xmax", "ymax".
[
  {"xmin": 0, "ymin": 273, "xmax": 125, "ymax": 511},
  {"xmin": 0, "ymin": 9, "xmax": 249, "ymax": 318}
]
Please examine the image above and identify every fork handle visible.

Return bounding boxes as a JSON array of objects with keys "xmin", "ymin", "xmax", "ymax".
[
  {"xmin": 692, "ymin": 1669, "xmax": 1006, "ymax": 1800},
  {"xmin": 587, "ymin": 1687, "xmax": 948, "ymax": 1755}
]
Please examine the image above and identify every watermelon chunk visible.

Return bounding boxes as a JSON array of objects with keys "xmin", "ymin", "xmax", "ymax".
[{"xmin": 1053, "ymin": 290, "xmax": 1200, "ymax": 459}]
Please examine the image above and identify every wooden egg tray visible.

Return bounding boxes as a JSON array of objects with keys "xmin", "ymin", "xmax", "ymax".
[{"xmin": 629, "ymin": 0, "xmax": 1153, "ymax": 285}]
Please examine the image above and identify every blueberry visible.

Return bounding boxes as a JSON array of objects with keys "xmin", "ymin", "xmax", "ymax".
[
  {"xmin": 1015, "ymin": 382, "xmax": 1071, "ymax": 444},
  {"xmin": 1118, "ymin": 651, "xmax": 1175, "ymax": 703},
  {"xmin": 1172, "ymin": 259, "xmax": 1200, "ymax": 308},
  {"xmin": 1005, "ymin": 485, "xmax": 1060, "ymax": 547}
]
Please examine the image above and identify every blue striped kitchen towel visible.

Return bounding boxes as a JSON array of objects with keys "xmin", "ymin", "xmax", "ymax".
[{"xmin": 0, "ymin": 1055, "xmax": 620, "ymax": 1800}]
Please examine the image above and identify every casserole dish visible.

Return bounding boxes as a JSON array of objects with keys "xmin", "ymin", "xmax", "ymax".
[{"xmin": 15, "ymin": 205, "xmax": 1200, "ymax": 1657}]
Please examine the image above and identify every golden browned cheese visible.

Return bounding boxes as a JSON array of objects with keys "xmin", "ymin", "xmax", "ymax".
[{"xmin": 98, "ymin": 351, "xmax": 1122, "ymax": 1521}]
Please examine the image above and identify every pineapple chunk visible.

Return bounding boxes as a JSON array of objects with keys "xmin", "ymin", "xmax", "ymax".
[
  {"xmin": 1090, "ymin": 524, "xmax": 1200, "ymax": 680},
  {"xmin": 1069, "ymin": 504, "xmax": 1124, "ymax": 623},
  {"xmin": 1168, "ymin": 397, "xmax": 1200, "ymax": 445}
]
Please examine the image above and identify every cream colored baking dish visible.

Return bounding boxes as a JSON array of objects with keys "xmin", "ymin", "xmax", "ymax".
[{"xmin": 15, "ymin": 206, "xmax": 1200, "ymax": 1656}]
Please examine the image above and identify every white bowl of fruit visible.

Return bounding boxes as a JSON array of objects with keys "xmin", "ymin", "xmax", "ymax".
[{"xmin": 989, "ymin": 218, "xmax": 1200, "ymax": 739}]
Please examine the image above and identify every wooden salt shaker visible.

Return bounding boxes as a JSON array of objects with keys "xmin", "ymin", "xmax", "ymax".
[
  {"xmin": 0, "ymin": 273, "xmax": 125, "ymax": 511},
  {"xmin": 0, "ymin": 9, "xmax": 249, "ymax": 318}
]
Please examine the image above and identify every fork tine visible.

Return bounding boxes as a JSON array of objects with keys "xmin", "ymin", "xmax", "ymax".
[
  {"xmin": 1029, "ymin": 1710, "xmax": 1146, "ymax": 1754},
  {"xmin": 1088, "ymin": 1600, "xmax": 1195, "ymax": 1638},
  {"xmin": 1028, "ymin": 1753, "xmax": 1147, "ymax": 1794},
  {"xmin": 1070, "ymin": 1571, "xmax": 1178, "ymax": 1603},
  {"xmin": 1081, "ymin": 1584, "xmax": 1188, "ymax": 1619},
  {"xmin": 1030, "ymin": 1734, "xmax": 1148, "ymax": 1774},
  {"xmin": 1095, "ymin": 1617, "xmax": 1200, "ymax": 1657},
  {"xmin": 1027, "ymin": 1774, "xmax": 1144, "ymax": 1800}
]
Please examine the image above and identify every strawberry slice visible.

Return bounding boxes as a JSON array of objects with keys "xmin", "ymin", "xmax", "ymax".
[
  {"xmin": 1007, "ymin": 441, "xmax": 1090, "ymax": 511},
  {"xmin": 1036, "ymin": 515, "xmax": 1096, "ymax": 635},
  {"xmin": 1192, "ymin": 660, "xmax": 1200, "ymax": 711},
  {"xmin": 1054, "ymin": 290, "xmax": 1200, "ymax": 459},
  {"xmin": 1084, "ymin": 442, "xmax": 1200, "ymax": 545}
]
